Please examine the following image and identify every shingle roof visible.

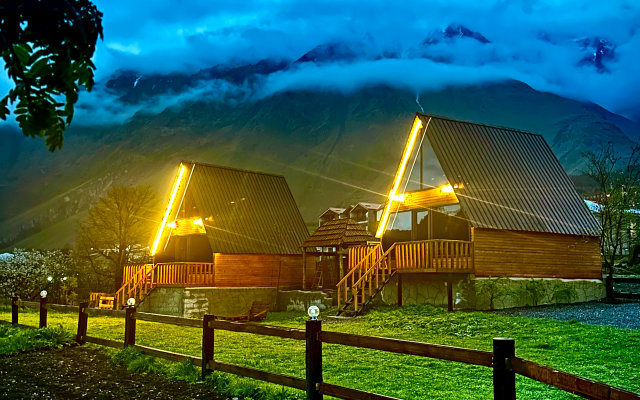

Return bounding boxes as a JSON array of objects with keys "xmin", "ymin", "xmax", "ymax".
[
  {"xmin": 301, "ymin": 219, "xmax": 377, "ymax": 249},
  {"xmin": 184, "ymin": 161, "xmax": 310, "ymax": 254},
  {"xmin": 419, "ymin": 114, "xmax": 601, "ymax": 236}
]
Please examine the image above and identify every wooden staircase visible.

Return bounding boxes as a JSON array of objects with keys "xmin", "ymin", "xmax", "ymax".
[
  {"xmin": 113, "ymin": 263, "xmax": 158, "ymax": 310},
  {"xmin": 337, "ymin": 243, "xmax": 397, "ymax": 316}
]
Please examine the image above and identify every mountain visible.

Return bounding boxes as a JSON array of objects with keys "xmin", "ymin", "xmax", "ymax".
[{"xmin": 0, "ymin": 77, "xmax": 637, "ymax": 251}]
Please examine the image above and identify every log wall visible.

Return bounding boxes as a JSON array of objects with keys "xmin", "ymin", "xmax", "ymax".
[
  {"xmin": 213, "ymin": 253, "xmax": 316, "ymax": 288},
  {"xmin": 473, "ymin": 228, "xmax": 602, "ymax": 279}
]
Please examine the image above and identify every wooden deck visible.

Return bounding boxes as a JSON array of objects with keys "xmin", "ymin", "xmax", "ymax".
[{"xmin": 338, "ymin": 239, "xmax": 474, "ymax": 314}]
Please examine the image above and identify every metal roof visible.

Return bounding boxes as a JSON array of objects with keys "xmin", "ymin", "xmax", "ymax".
[
  {"xmin": 301, "ymin": 218, "xmax": 376, "ymax": 249},
  {"xmin": 419, "ymin": 114, "xmax": 601, "ymax": 236},
  {"xmin": 184, "ymin": 161, "xmax": 310, "ymax": 254}
]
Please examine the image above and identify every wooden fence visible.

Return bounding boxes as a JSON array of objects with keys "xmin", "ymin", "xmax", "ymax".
[{"xmin": 3, "ymin": 296, "xmax": 639, "ymax": 400}]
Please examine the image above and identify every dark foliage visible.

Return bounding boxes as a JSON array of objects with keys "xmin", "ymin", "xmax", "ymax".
[{"xmin": 0, "ymin": 0, "xmax": 103, "ymax": 150}]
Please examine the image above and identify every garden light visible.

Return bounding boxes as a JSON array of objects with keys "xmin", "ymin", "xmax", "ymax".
[
  {"xmin": 127, "ymin": 297, "xmax": 136, "ymax": 307},
  {"xmin": 40, "ymin": 290, "xmax": 47, "ymax": 298},
  {"xmin": 47, "ymin": 276, "xmax": 53, "ymax": 282},
  {"xmin": 307, "ymin": 305, "xmax": 320, "ymax": 320}
]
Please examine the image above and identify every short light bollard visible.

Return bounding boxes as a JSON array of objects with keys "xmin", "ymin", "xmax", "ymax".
[{"xmin": 39, "ymin": 290, "xmax": 48, "ymax": 328}]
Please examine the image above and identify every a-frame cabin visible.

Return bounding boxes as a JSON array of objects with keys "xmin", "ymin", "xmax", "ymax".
[
  {"xmin": 338, "ymin": 113, "xmax": 602, "ymax": 314},
  {"xmin": 115, "ymin": 161, "xmax": 315, "ymax": 310}
]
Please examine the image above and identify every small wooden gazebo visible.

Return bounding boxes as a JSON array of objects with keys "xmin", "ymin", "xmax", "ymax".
[{"xmin": 301, "ymin": 218, "xmax": 377, "ymax": 289}]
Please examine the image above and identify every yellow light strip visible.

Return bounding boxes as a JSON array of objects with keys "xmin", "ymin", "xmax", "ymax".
[
  {"xmin": 376, "ymin": 116, "xmax": 424, "ymax": 238},
  {"xmin": 151, "ymin": 164, "xmax": 186, "ymax": 255}
]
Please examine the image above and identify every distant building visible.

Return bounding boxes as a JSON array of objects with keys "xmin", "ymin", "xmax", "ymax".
[{"xmin": 318, "ymin": 202, "xmax": 382, "ymax": 234}]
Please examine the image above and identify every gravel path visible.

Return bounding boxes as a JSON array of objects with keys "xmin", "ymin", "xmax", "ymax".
[{"xmin": 499, "ymin": 301, "xmax": 640, "ymax": 329}]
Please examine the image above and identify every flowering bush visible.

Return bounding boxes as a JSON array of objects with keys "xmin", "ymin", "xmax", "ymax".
[{"xmin": 0, "ymin": 248, "xmax": 78, "ymax": 303}]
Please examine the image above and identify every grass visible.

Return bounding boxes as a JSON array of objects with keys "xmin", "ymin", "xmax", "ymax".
[
  {"xmin": 0, "ymin": 324, "xmax": 74, "ymax": 355},
  {"xmin": 0, "ymin": 304, "xmax": 638, "ymax": 399}
]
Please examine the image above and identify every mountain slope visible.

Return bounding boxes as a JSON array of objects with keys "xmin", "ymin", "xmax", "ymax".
[{"xmin": 0, "ymin": 80, "xmax": 637, "ymax": 250}]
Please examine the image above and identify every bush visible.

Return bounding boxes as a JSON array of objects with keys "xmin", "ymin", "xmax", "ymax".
[
  {"xmin": 0, "ymin": 248, "xmax": 78, "ymax": 303},
  {"xmin": 0, "ymin": 325, "xmax": 74, "ymax": 355}
]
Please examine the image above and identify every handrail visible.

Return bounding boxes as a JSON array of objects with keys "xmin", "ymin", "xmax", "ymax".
[
  {"xmin": 351, "ymin": 243, "xmax": 397, "ymax": 312},
  {"xmin": 114, "ymin": 263, "xmax": 158, "ymax": 309},
  {"xmin": 337, "ymin": 244, "xmax": 382, "ymax": 309}
]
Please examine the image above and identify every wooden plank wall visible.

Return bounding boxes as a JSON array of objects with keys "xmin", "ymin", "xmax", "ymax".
[
  {"xmin": 213, "ymin": 254, "xmax": 315, "ymax": 288},
  {"xmin": 473, "ymin": 228, "xmax": 602, "ymax": 279}
]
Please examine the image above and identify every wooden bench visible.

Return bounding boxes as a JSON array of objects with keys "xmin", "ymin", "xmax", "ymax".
[
  {"xmin": 221, "ymin": 301, "xmax": 270, "ymax": 322},
  {"xmin": 98, "ymin": 296, "xmax": 114, "ymax": 309}
]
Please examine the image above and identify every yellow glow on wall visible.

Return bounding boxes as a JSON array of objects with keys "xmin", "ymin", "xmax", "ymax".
[
  {"xmin": 376, "ymin": 116, "xmax": 424, "ymax": 238},
  {"xmin": 151, "ymin": 164, "xmax": 187, "ymax": 255}
]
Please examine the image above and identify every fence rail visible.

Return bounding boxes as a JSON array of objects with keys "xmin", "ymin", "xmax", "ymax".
[{"xmin": 4, "ymin": 297, "xmax": 640, "ymax": 400}]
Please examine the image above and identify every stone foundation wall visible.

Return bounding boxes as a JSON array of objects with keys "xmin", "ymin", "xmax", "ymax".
[
  {"xmin": 137, "ymin": 287, "xmax": 184, "ymax": 316},
  {"xmin": 379, "ymin": 275, "xmax": 605, "ymax": 310},
  {"xmin": 276, "ymin": 290, "xmax": 332, "ymax": 312}
]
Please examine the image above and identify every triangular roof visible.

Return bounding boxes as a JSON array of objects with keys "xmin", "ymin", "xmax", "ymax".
[
  {"xmin": 301, "ymin": 218, "xmax": 377, "ymax": 249},
  {"xmin": 319, "ymin": 208, "xmax": 346, "ymax": 219},
  {"xmin": 378, "ymin": 114, "xmax": 601, "ymax": 237},
  {"xmin": 152, "ymin": 161, "xmax": 309, "ymax": 255},
  {"xmin": 351, "ymin": 202, "xmax": 382, "ymax": 212}
]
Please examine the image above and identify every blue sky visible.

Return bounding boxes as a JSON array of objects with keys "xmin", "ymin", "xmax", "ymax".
[{"xmin": 2, "ymin": 0, "xmax": 640, "ymax": 122}]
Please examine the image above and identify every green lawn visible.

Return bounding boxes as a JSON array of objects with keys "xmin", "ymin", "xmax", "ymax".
[{"xmin": 1, "ymin": 304, "xmax": 638, "ymax": 400}]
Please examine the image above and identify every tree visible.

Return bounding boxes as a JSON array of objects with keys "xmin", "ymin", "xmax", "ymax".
[
  {"xmin": 584, "ymin": 144, "xmax": 640, "ymax": 298},
  {"xmin": 76, "ymin": 185, "xmax": 157, "ymax": 292},
  {"xmin": 0, "ymin": 0, "xmax": 103, "ymax": 151},
  {"xmin": 0, "ymin": 248, "xmax": 78, "ymax": 303}
]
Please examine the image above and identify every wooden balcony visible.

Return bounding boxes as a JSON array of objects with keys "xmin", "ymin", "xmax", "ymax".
[
  {"xmin": 394, "ymin": 239, "xmax": 474, "ymax": 274},
  {"xmin": 123, "ymin": 262, "xmax": 215, "ymax": 287}
]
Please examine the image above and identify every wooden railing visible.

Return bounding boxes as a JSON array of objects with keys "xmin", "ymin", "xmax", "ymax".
[
  {"xmin": 339, "ymin": 240, "xmax": 475, "ymax": 315},
  {"xmin": 154, "ymin": 262, "xmax": 215, "ymax": 286},
  {"xmin": 6, "ymin": 300, "xmax": 639, "ymax": 400},
  {"xmin": 114, "ymin": 263, "xmax": 157, "ymax": 310},
  {"xmin": 395, "ymin": 240, "xmax": 473, "ymax": 271},
  {"xmin": 350, "ymin": 243, "xmax": 397, "ymax": 313},
  {"xmin": 338, "ymin": 244, "xmax": 383, "ymax": 311},
  {"xmin": 347, "ymin": 243, "xmax": 380, "ymax": 269},
  {"xmin": 114, "ymin": 262, "xmax": 215, "ymax": 309}
]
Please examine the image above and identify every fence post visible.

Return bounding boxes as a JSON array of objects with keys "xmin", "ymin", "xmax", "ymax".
[
  {"xmin": 76, "ymin": 301, "xmax": 89, "ymax": 344},
  {"xmin": 124, "ymin": 304, "xmax": 137, "ymax": 347},
  {"xmin": 11, "ymin": 296, "xmax": 18, "ymax": 325},
  {"xmin": 305, "ymin": 317, "xmax": 323, "ymax": 400},
  {"xmin": 493, "ymin": 338, "xmax": 516, "ymax": 400},
  {"xmin": 202, "ymin": 314, "xmax": 215, "ymax": 380},
  {"xmin": 39, "ymin": 292, "xmax": 48, "ymax": 328}
]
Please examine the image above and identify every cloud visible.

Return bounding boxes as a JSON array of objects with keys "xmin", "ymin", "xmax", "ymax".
[{"xmin": 4, "ymin": 0, "xmax": 639, "ymax": 122}]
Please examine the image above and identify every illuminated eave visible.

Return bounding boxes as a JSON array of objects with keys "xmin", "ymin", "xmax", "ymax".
[
  {"xmin": 375, "ymin": 116, "xmax": 424, "ymax": 238},
  {"xmin": 151, "ymin": 164, "xmax": 187, "ymax": 255}
]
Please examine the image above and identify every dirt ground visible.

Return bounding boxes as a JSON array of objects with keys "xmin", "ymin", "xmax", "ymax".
[{"xmin": 0, "ymin": 346, "xmax": 223, "ymax": 400}]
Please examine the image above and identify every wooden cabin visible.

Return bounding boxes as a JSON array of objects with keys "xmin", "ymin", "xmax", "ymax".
[
  {"xmin": 339, "ymin": 114, "xmax": 602, "ymax": 314},
  {"xmin": 115, "ymin": 161, "xmax": 314, "ymax": 309}
]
